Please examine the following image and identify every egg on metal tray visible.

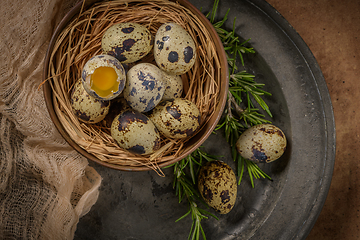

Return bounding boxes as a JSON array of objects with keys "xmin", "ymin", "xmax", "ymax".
[
  {"xmin": 198, "ymin": 160, "xmax": 237, "ymax": 214},
  {"xmin": 154, "ymin": 22, "xmax": 196, "ymax": 75},
  {"xmin": 81, "ymin": 54, "xmax": 126, "ymax": 101},
  {"xmin": 70, "ymin": 79, "xmax": 110, "ymax": 124},
  {"xmin": 111, "ymin": 110, "xmax": 161, "ymax": 155},
  {"xmin": 148, "ymin": 98, "xmax": 201, "ymax": 139},
  {"xmin": 102, "ymin": 22, "xmax": 154, "ymax": 64},
  {"xmin": 161, "ymin": 71, "xmax": 183, "ymax": 101},
  {"xmin": 123, "ymin": 63, "xmax": 166, "ymax": 113},
  {"xmin": 236, "ymin": 123, "xmax": 287, "ymax": 163}
]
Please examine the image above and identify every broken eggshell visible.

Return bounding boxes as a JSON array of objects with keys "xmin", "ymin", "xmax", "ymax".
[
  {"xmin": 81, "ymin": 54, "xmax": 126, "ymax": 101},
  {"xmin": 236, "ymin": 124, "xmax": 287, "ymax": 163}
]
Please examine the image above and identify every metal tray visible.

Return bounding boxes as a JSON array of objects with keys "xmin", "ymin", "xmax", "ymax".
[{"xmin": 74, "ymin": 0, "xmax": 336, "ymax": 239}]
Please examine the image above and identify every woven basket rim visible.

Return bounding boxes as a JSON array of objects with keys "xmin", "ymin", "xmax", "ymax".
[{"xmin": 43, "ymin": 0, "xmax": 229, "ymax": 173}]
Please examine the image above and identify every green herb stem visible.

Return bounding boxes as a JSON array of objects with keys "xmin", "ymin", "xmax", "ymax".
[
  {"xmin": 172, "ymin": 1, "xmax": 276, "ymax": 238},
  {"xmin": 208, "ymin": 0, "xmax": 273, "ymax": 187},
  {"xmin": 171, "ymin": 149, "xmax": 219, "ymax": 240}
]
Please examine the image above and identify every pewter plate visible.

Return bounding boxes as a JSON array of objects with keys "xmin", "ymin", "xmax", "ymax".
[{"xmin": 74, "ymin": 0, "xmax": 335, "ymax": 239}]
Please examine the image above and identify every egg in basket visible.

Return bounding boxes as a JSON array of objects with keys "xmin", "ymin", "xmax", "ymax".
[{"xmin": 43, "ymin": 0, "xmax": 228, "ymax": 172}]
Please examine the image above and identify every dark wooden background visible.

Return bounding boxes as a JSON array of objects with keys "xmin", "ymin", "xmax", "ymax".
[{"xmin": 266, "ymin": 0, "xmax": 360, "ymax": 239}]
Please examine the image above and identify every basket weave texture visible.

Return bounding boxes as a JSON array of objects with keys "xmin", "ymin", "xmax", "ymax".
[{"xmin": 47, "ymin": 0, "xmax": 224, "ymax": 172}]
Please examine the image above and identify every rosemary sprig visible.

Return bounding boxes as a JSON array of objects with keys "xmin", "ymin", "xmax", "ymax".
[
  {"xmin": 207, "ymin": 0, "xmax": 255, "ymax": 67},
  {"xmin": 169, "ymin": 148, "xmax": 219, "ymax": 240},
  {"xmin": 209, "ymin": 0, "xmax": 273, "ymax": 187},
  {"xmin": 229, "ymin": 71, "xmax": 272, "ymax": 118},
  {"xmin": 171, "ymin": 1, "xmax": 276, "ymax": 238}
]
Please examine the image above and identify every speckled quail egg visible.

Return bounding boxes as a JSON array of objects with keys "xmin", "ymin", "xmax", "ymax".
[
  {"xmin": 81, "ymin": 54, "xmax": 126, "ymax": 101},
  {"xmin": 102, "ymin": 22, "xmax": 154, "ymax": 64},
  {"xmin": 161, "ymin": 71, "xmax": 183, "ymax": 101},
  {"xmin": 111, "ymin": 110, "xmax": 161, "ymax": 155},
  {"xmin": 102, "ymin": 97, "xmax": 131, "ymax": 128},
  {"xmin": 71, "ymin": 79, "xmax": 110, "ymax": 124},
  {"xmin": 154, "ymin": 22, "xmax": 196, "ymax": 75},
  {"xmin": 148, "ymin": 98, "xmax": 201, "ymax": 139},
  {"xmin": 236, "ymin": 124, "xmax": 287, "ymax": 163},
  {"xmin": 198, "ymin": 160, "xmax": 237, "ymax": 214},
  {"xmin": 123, "ymin": 63, "xmax": 166, "ymax": 112}
]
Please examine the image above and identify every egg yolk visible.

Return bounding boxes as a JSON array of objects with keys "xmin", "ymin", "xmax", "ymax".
[{"xmin": 90, "ymin": 66, "xmax": 119, "ymax": 97}]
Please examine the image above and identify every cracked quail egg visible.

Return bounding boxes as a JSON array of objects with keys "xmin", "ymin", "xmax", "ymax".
[
  {"xmin": 111, "ymin": 110, "xmax": 161, "ymax": 155},
  {"xmin": 198, "ymin": 160, "xmax": 237, "ymax": 214},
  {"xmin": 123, "ymin": 63, "xmax": 166, "ymax": 113},
  {"xmin": 71, "ymin": 79, "xmax": 110, "ymax": 124},
  {"xmin": 154, "ymin": 22, "xmax": 196, "ymax": 75},
  {"xmin": 148, "ymin": 98, "xmax": 201, "ymax": 139},
  {"xmin": 102, "ymin": 22, "xmax": 154, "ymax": 64},
  {"xmin": 236, "ymin": 124, "xmax": 287, "ymax": 163},
  {"xmin": 161, "ymin": 71, "xmax": 183, "ymax": 101},
  {"xmin": 81, "ymin": 54, "xmax": 126, "ymax": 101}
]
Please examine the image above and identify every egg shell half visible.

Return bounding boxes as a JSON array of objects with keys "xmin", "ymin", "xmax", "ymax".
[
  {"xmin": 111, "ymin": 110, "xmax": 161, "ymax": 155},
  {"xmin": 102, "ymin": 22, "xmax": 154, "ymax": 64},
  {"xmin": 148, "ymin": 98, "xmax": 201, "ymax": 139},
  {"xmin": 198, "ymin": 160, "xmax": 237, "ymax": 214},
  {"xmin": 123, "ymin": 63, "xmax": 166, "ymax": 112},
  {"xmin": 236, "ymin": 124, "xmax": 287, "ymax": 163},
  {"xmin": 154, "ymin": 22, "xmax": 196, "ymax": 75},
  {"xmin": 71, "ymin": 80, "xmax": 110, "ymax": 124},
  {"xmin": 82, "ymin": 54, "xmax": 126, "ymax": 101}
]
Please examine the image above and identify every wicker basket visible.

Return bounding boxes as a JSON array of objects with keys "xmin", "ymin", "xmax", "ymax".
[{"xmin": 43, "ymin": 0, "xmax": 228, "ymax": 173}]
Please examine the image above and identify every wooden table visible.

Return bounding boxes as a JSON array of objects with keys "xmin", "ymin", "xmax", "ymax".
[{"xmin": 265, "ymin": 0, "xmax": 360, "ymax": 239}]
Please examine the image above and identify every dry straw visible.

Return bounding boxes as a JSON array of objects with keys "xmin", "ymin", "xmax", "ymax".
[{"xmin": 47, "ymin": 0, "xmax": 222, "ymax": 173}]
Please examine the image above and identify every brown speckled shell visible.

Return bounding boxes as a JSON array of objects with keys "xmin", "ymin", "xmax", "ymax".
[
  {"xmin": 198, "ymin": 160, "xmax": 237, "ymax": 214},
  {"xmin": 123, "ymin": 63, "xmax": 166, "ymax": 113},
  {"xmin": 102, "ymin": 97, "xmax": 131, "ymax": 128},
  {"xmin": 161, "ymin": 71, "xmax": 183, "ymax": 101},
  {"xmin": 154, "ymin": 22, "xmax": 196, "ymax": 75},
  {"xmin": 110, "ymin": 110, "xmax": 161, "ymax": 155},
  {"xmin": 148, "ymin": 98, "xmax": 200, "ymax": 139},
  {"xmin": 71, "ymin": 80, "xmax": 110, "ymax": 123},
  {"xmin": 236, "ymin": 124, "xmax": 287, "ymax": 163},
  {"xmin": 102, "ymin": 22, "xmax": 153, "ymax": 64}
]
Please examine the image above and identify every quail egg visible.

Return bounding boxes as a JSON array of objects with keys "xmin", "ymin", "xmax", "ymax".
[
  {"xmin": 71, "ymin": 79, "xmax": 110, "ymax": 124},
  {"xmin": 102, "ymin": 22, "xmax": 154, "ymax": 64},
  {"xmin": 198, "ymin": 160, "xmax": 237, "ymax": 214},
  {"xmin": 148, "ymin": 98, "xmax": 201, "ymax": 139},
  {"xmin": 236, "ymin": 124, "xmax": 287, "ymax": 163},
  {"xmin": 102, "ymin": 97, "xmax": 131, "ymax": 128},
  {"xmin": 111, "ymin": 110, "xmax": 161, "ymax": 155},
  {"xmin": 161, "ymin": 71, "xmax": 183, "ymax": 101},
  {"xmin": 123, "ymin": 63, "xmax": 166, "ymax": 112},
  {"xmin": 154, "ymin": 22, "xmax": 196, "ymax": 75},
  {"xmin": 81, "ymin": 54, "xmax": 126, "ymax": 101}
]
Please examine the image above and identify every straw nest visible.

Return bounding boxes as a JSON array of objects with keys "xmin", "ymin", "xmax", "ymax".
[{"xmin": 46, "ymin": 0, "xmax": 224, "ymax": 173}]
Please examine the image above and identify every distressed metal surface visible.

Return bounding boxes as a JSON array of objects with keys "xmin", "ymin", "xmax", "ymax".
[{"xmin": 71, "ymin": 0, "xmax": 336, "ymax": 239}]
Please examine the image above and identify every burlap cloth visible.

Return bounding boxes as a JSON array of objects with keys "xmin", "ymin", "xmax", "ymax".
[{"xmin": 0, "ymin": 0, "xmax": 102, "ymax": 239}]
